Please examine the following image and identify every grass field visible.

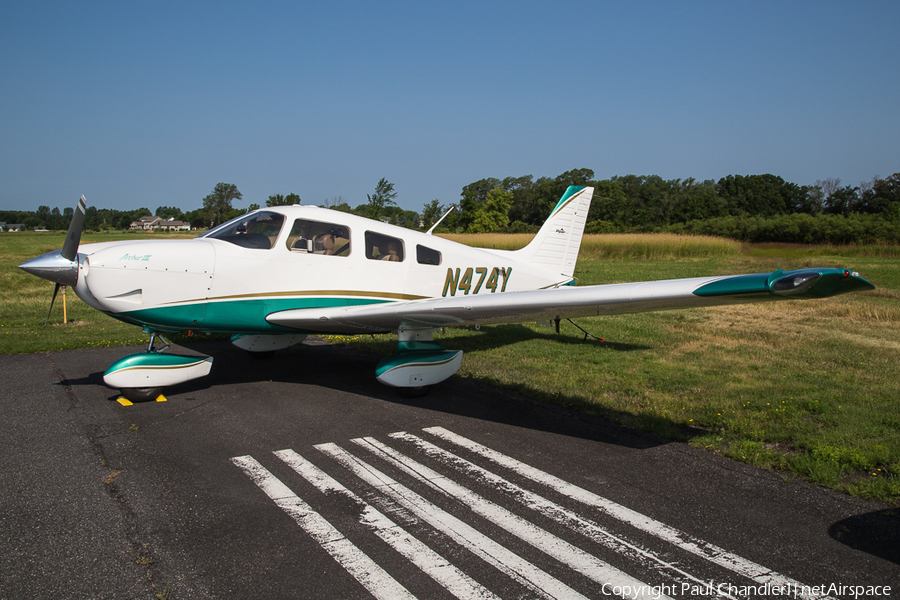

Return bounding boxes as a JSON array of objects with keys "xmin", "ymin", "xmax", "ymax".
[{"xmin": 3, "ymin": 230, "xmax": 899, "ymax": 504}]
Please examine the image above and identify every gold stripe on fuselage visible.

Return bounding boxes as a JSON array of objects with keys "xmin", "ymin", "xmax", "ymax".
[{"xmin": 161, "ymin": 289, "xmax": 428, "ymax": 306}]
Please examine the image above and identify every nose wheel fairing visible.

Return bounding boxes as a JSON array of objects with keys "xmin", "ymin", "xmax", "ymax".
[
  {"xmin": 102, "ymin": 333, "xmax": 213, "ymax": 399},
  {"xmin": 103, "ymin": 353, "xmax": 214, "ymax": 391}
]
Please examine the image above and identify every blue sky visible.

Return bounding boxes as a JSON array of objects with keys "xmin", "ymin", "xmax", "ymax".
[{"xmin": 2, "ymin": 1, "xmax": 898, "ymax": 213}]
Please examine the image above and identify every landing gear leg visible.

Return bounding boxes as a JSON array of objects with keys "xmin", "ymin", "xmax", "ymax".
[{"xmin": 147, "ymin": 332, "xmax": 170, "ymax": 353}]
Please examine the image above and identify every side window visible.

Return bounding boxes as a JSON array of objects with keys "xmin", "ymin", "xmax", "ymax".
[
  {"xmin": 365, "ymin": 232, "xmax": 404, "ymax": 262},
  {"xmin": 203, "ymin": 211, "xmax": 285, "ymax": 249},
  {"xmin": 416, "ymin": 245, "xmax": 441, "ymax": 265},
  {"xmin": 286, "ymin": 219, "xmax": 351, "ymax": 256}
]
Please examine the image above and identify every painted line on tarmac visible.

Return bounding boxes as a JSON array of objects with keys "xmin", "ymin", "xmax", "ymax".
[
  {"xmin": 316, "ymin": 441, "xmax": 588, "ymax": 600},
  {"xmin": 388, "ymin": 430, "xmax": 726, "ymax": 597},
  {"xmin": 422, "ymin": 426, "xmax": 837, "ymax": 600},
  {"xmin": 274, "ymin": 448, "xmax": 500, "ymax": 600},
  {"xmin": 352, "ymin": 435, "xmax": 669, "ymax": 600},
  {"xmin": 233, "ymin": 427, "xmax": 837, "ymax": 600},
  {"xmin": 231, "ymin": 454, "xmax": 415, "ymax": 600}
]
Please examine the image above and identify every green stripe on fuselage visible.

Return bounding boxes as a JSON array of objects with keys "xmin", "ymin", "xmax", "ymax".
[{"xmin": 117, "ymin": 296, "xmax": 390, "ymax": 334}]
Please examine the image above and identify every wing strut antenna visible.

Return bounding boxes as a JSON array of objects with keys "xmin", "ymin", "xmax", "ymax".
[
  {"xmin": 566, "ymin": 318, "xmax": 604, "ymax": 342},
  {"xmin": 426, "ymin": 205, "xmax": 456, "ymax": 235}
]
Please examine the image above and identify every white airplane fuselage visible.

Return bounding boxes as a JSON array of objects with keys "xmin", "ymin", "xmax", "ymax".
[{"xmin": 71, "ymin": 205, "xmax": 575, "ymax": 336}]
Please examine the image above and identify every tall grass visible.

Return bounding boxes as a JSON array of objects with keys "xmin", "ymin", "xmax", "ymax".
[
  {"xmin": 436, "ymin": 233, "xmax": 533, "ymax": 251},
  {"xmin": 745, "ymin": 242, "xmax": 900, "ymax": 259},
  {"xmin": 439, "ymin": 232, "xmax": 741, "ymax": 259},
  {"xmin": 579, "ymin": 234, "xmax": 741, "ymax": 259}
]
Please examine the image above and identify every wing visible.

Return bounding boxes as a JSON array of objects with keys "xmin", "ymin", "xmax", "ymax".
[{"xmin": 265, "ymin": 267, "xmax": 875, "ymax": 334}]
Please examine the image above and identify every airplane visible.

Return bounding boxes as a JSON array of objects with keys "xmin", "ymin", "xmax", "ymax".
[{"xmin": 19, "ymin": 187, "xmax": 875, "ymax": 402}]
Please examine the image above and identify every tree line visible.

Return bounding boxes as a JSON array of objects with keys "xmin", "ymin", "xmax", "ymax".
[
  {"xmin": 430, "ymin": 169, "xmax": 900, "ymax": 244},
  {"xmin": 4, "ymin": 170, "xmax": 898, "ymax": 244}
]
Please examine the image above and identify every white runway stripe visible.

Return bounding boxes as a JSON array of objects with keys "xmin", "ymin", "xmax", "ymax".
[
  {"xmin": 389, "ymin": 431, "xmax": 733, "ymax": 599},
  {"xmin": 316, "ymin": 441, "xmax": 589, "ymax": 600},
  {"xmin": 352, "ymin": 436, "xmax": 669, "ymax": 600},
  {"xmin": 274, "ymin": 448, "xmax": 500, "ymax": 600},
  {"xmin": 233, "ymin": 427, "xmax": 837, "ymax": 600},
  {"xmin": 423, "ymin": 426, "xmax": 837, "ymax": 600},
  {"xmin": 231, "ymin": 455, "xmax": 416, "ymax": 600}
]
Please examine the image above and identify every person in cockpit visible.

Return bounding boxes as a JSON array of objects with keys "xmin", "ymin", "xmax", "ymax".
[
  {"xmin": 380, "ymin": 240, "xmax": 401, "ymax": 261},
  {"xmin": 313, "ymin": 233, "xmax": 335, "ymax": 255}
]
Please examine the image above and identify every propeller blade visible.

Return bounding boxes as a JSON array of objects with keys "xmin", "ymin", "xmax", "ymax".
[
  {"xmin": 61, "ymin": 195, "xmax": 87, "ymax": 262},
  {"xmin": 45, "ymin": 283, "xmax": 61, "ymax": 325}
]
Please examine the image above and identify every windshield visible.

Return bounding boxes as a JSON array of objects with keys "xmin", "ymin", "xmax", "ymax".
[{"xmin": 202, "ymin": 211, "xmax": 285, "ymax": 249}]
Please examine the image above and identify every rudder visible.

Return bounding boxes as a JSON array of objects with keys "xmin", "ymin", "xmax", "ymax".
[{"xmin": 511, "ymin": 185, "xmax": 594, "ymax": 280}]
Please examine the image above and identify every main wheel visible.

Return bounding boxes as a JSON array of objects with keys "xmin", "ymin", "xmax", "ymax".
[{"xmin": 120, "ymin": 387, "xmax": 163, "ymax": 402}]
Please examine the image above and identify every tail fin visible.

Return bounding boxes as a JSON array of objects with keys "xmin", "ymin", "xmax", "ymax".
[{"xmin": 512, "ymin": 186, "xmax": 594, "ymax": 280}]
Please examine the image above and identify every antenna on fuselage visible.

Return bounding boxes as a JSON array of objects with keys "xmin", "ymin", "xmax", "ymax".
[{"xmin": 426, "ymin": 205, "xmax": 456, "ymax": 235}]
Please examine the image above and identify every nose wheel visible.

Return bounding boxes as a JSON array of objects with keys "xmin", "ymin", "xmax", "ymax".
[{"xmin": 119, "ymin": 387, "xmax": 164, "ymax": 403}]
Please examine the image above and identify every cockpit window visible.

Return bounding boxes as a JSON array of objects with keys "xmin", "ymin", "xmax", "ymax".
[
  {"xmin": 365, "ymin": 232, "xmax": 404, "ymax": 262},
  {"xmin": 286, "ymin": 219, "xmax": 351, "ymax": 256},
  {"xmin": 203, "ymin": 211, "xmax": 285, "ymax": 249}
]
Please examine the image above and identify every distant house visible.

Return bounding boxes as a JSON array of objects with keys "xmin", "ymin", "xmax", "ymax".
[
  {"xmin": 129, "ymin": 216, "xmax": 158, "ymax": 230},
  {"xmin": 129, "ymin": 216, "xmax": 191, "ymax": 231},
  {"xmin": 2, "ymin": 223, "xmax": 26, "ymax": 232}
]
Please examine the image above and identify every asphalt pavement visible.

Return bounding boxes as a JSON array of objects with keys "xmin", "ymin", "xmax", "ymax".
[{"xmin": 1, "ymin": 339, "xmax": 897, "ymax": 600}]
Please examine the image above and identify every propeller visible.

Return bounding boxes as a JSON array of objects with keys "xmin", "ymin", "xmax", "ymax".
[
  {"xmin": 62, "ymin": 194, "xmax": 87, "ymax": 262},
  {"xmin": 19, "ymin": 195, "xmax": 87, "ymax": 324}
]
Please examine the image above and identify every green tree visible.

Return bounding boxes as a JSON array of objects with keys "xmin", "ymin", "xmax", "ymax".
[
  {"xmin": 367, "ymin": 178, "xmax": 398, "ymax": 221},
  {"xmin": 556, "ymin": 168, "xmax": 594, "ymax": 187},
  {"xmin": 587, "ymin": 179, "xmax": 628, "ymax": 225},
  {"xmin": 716, "ymin": 174, "xmax": 795, "ymax": 217},
  {"xmin": 183, "ymin": 208, "xmax": 213, "ymax": 230},
  {"xmin": 155, "ymin": 206, "xmax": 184, "ymax": 220},
  {"xmin": 383, "ymin": 206, "xmax": 421, "ymax": 229},
  {"xmin": 468, "ymin": 187, "xmax": 512, "ymax": 233},
  {"xmin": 670, "ymin": 178, "xmax": 724, "ymax": 223},
  {"xmin": 83, "ymin": 206, "xmax": 99, "ymax": 230},
  {"xmin": 825, "ymin": 185, "xmax": 859, "ymax": 216},
  {"xmin": 859, "ymin": 173, "xmax": 900, "ymax": 214},
  {"xmin": 459, "ymin": 177, "xmax": 501, "ymax": 230},
  {"xmin": 36, "ymin": 205, "xmax": 50, "ymax": 227},
  {"xmin": 504, "ymin": 175, "xmax": 539, "ymax": 224},
  {"xmin": 47, "ymin": 206, "xmax": 67, "ymax": 230},
  {"xmin": 202, "ymin": 183, "xmax": 242, "ymax": 226},
  {"xmin": 808, "ymin": 183, "xmax": 826, "ymax": 215},
  {"xmin": 327, "ymin": 200, "xmax": 353, "ymax": 213},
  {"xmin": 421, "ymin": 199, "xmax": 445, "ymax": 230},
  {"xmin": 267, "ymin": 193, "xmax": 301, "ymax": 207}
]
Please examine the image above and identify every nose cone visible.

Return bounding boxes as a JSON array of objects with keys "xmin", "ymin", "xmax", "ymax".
[{"xmin": 19, "ymin": 250, "xmax": 79, "ymax": 287}]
